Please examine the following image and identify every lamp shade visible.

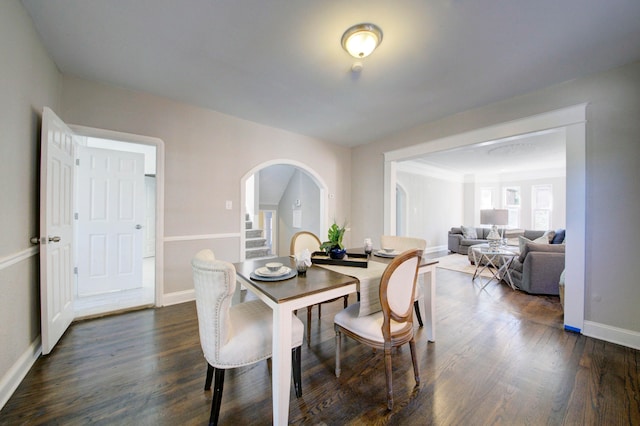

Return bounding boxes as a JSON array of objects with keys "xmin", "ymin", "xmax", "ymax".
[
  {"xmin": 480, "ymin": 209, "xmax": 509, "ymax": 226},
  {"xmin": 341, "ymin": 23, "xmax": 383, "ymax": 58}
]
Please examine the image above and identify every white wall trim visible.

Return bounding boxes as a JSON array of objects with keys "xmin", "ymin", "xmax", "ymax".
[
  {"xmin": 164, "ymin": 233, "xmax": 241, "ymax": 243},
  {"xmin": 162, "ymin": 289, "xmax": 195, "ymax": 306},
  {"xmin": 583, "ymin": 321, "xmax": 640, "ymax": 351},
  {"xmin": 0, "ymin": 338, "xmax": 41, "ymax": 411},
  {"xmin": 0, "ymin": 246, "xmax": 38, "ymax": 272}
]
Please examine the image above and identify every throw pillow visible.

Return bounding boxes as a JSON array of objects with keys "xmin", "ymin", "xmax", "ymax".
[
  {"xmin": 504, "ymin": 228, "xmax": 525, "ymax": 247},
  {"xmin": 552, "ymin": 229, "xmax": 566, "ymax": 244},
  {"xmin": 460, "ymin": 225, "xmax": 478, "ymax": 239},
  {"xmin": 542, "ymin": 230, "xmax": 556, "ymax": 243},
  {"xmin": 518, "ymin": 235, "xmax": 549, "ymax": 253}
]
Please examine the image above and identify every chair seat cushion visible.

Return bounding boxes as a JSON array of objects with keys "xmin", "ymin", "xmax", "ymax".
[
  {"xmin": 214, "ymin": 300, "xmax": 304, "ymax": 368},
  {"xmin": 334, "ymin": 303, "xmax": 412, "ymax": 343}
]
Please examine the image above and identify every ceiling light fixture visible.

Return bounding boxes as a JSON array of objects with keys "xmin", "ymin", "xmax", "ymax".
[{"xmin": 341, "ymin": 23, "xmax": 383, "ymax": 58}]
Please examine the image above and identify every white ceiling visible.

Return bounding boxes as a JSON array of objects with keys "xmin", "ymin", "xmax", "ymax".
[
  {"xmin": 22, "ymin": 0, "xmax": 640, "ymax": 147},
  {"xmin": 401, "ymin": 128, "xmax": 566, "ymax": 177}
]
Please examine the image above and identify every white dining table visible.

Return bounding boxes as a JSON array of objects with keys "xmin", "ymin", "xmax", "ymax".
[{"xmin": 234, "ymin": 252, "xmax": 438, "ymax": 425}]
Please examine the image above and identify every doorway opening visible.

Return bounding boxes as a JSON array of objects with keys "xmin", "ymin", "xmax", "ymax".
[
  {"xmin": 240, "ymin": 160, "xmax": 328, "ymax": 260},
  {"xmin": 70, "ymin": 129, "xmax": 164, "ymax": 319},
  {"xmin": 384, "ymin": 104, "xmax": 586, "ymax": 332}
]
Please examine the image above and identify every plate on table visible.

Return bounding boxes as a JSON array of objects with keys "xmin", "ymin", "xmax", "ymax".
[
  {"xmin": 374, "ymin": 250, "xmax": 399, "ymax": 258},
  {"xmin": 254, "ymin": 266, "xmax": 292, "ymax": 277},
  {"xmin": 250, "ymin": 267, "xmax": 296, "ymax": 282}
]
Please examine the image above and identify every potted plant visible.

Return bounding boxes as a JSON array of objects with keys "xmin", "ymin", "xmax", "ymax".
[{"xmin": 320, "ymin": 221, "xmax": 347, "ymax": 259}]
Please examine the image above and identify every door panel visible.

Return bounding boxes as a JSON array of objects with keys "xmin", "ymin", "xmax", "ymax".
[
  {"xmin": 40, "ymin": 107, "xmax": 75, "ymax": 355},
  {"xmin": 77, "ymin": 147, "xmax": 145, "ymax": 296}
]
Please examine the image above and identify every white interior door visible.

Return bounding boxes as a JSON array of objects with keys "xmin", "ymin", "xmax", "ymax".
[
  {"xmin": 76, "ymin": 147, "xmax": 145, "ymax": 296},
  {"xmin": 39, "ymin": 107, "xmax": 76, "ymax": 355}
]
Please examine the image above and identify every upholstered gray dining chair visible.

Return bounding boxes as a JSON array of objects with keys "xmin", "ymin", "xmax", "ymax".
[
  {"xmin": 191, "ymin": 249, "xmax": 304, "ymax": 425},
  {"xmin": 290, "ymin": 231, "xmax": 349, "ymax": 345},
  {"xmin": 380, "ymin": 235, "xmax": 427, "ymax": 327},
  {"xmin": 334, "ymin": 248, "xmax": 422, "ymax": 410}
]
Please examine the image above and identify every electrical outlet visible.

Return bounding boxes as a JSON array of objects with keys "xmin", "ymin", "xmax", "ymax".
[{"xmin": 225, "ymin": 200, "xmax": 232, "ymax": 210}]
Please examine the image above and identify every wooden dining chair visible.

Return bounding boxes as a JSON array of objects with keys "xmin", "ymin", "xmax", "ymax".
[
  {"xmin": 380, "ymin": 235, "xmax": 427, "ymax": 327},
  {"xmin": 290, "ymin": 231, "xmax": 349, "ymax": 345},
  {"xmin": 191, "ymin": 249, "xmax": 304, "ymax": 425},
  {"xmin": 334, "ymin": 248, "xmax": 422, "ymax": 410}
]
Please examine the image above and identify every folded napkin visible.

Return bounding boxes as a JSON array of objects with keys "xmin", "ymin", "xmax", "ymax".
[{"xmin": 294, "ymin": 249, "xmax": 312, "ymax": 267}]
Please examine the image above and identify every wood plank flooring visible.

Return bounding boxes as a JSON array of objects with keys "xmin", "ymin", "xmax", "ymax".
[{"xmin": 1, "ymin": 261, "xmax": 639, "ymax": 425}]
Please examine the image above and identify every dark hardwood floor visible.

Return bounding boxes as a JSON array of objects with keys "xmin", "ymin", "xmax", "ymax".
[{"xmin": 2, "ymin": 258, "xmax": 639, "ymax": 425}]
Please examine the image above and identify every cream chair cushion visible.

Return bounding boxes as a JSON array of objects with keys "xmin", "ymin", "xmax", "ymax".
[
  {"xmin": 192, "ymin": 249, "xmax": 303, "ymax": 368},
  {"xmin": 334, "ymin": 304, "xmax": 412, "ymax": 343}
]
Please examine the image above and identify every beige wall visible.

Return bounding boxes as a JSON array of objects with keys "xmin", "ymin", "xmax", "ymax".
[
  {"xmin": 0, "ymin": 0, "xmax": 61, "ymax": 404},
  {"xmin": 351, "ymin": 60, "xmax": 640, "ymax": 335},
  {"xmin": 59, "ymin": 75, "xmax": 352, "ymax": 294}
]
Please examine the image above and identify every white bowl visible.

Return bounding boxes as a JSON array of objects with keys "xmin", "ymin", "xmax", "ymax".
[
  {"xmin": 382, "ymin": 248, "xmax": 395, "ymax": 253},
  {"xmin": 265, "ymin": 262, "xmax": 283, "ymax": 272}
]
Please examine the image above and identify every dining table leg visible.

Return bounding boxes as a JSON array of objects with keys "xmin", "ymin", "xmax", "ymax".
[
  {"xmin": 272, "ymin": 303, "xmax": 293, "ymax": 425},
  {"xmin": 422, "ymin": 266, "xmax": 436, "ymax": 342}
]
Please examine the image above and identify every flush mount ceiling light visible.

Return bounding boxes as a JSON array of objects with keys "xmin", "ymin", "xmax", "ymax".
[{"xmin": 341, "ymin": 23, "xmax": 383, "ymax": 58}]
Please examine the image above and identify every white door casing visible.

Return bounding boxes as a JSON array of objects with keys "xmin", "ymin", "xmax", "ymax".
[
  {"xmin": 144, "ymin": 176, "xmax": 156, "ymax": 258},
  {"xmin": 40, "ymin": 107, "xmax": 76, "ymax": 355},
  {"xmin": 76, "ymin": 146, "xmax": 145, "ymax": 297}
]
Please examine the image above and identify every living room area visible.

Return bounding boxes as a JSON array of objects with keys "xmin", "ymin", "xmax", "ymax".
[{"xmin": 394, "ymin": 126, "xmax": 567, "ymax": 299}]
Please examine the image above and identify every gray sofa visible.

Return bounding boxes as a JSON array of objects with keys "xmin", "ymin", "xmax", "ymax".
[
  {"xmin": 507, "ymin": 242, "xmax": 565, "ymax": 295},
  {"xmin": 448, "ymin": 227, "xmax": 546, "ymax": 255}
]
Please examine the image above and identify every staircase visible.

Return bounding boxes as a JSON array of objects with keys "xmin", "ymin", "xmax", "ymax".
[{"xmin": 245, "ymin": 214, "xmax": 275, "ymax": 259}]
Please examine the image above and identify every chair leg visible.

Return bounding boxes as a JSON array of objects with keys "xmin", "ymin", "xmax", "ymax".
[
  {"xmin": 205, "ymin": 363, "xmax": 214, "ymax": 390},
  {"xmin": 317, "ymin": 303, "xmax": 321, "ymax": 319},
  {"xmin": 306, "ymin": 306, "xmax": 312, "ymax": 346},
  {"xmin": 209, "ymin": 367, "xmax": 225, "ymax": 426},
  {"xmin": 291, "ymin": 346, "xmax": 303, "ymax": 398},
  {"xmin": 343, "ymin": 294, "xmax": 348, "ymax": 308},
  {"xmin": 413, "ymin": 300, "xmax": 424, "ymax": 327},
  {"xmin": 335, "ymin": 329, "xmax": 342, "ymax": 377},
  {"xmin": 409, "ymin": 338, "xmax": 420, "ymax": 386},
  {"xmin": 384, "ymin": 346, "xmax": 394, "ymax": 410}
]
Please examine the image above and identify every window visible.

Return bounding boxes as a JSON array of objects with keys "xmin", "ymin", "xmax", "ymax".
[
  {"xmin": 480, "ymin": 188, "xmax": 493, "ymax": 209},
  {"xmin": 532, "ymin": 185, "xmax": 553, "ymax": 230},
  {"xmin": 503, "ymin": 186, "xmax": 521, "ymax": 228}
]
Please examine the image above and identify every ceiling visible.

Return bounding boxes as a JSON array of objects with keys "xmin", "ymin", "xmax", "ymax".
[
  {"xmin": 401, "ymin": 128, "xmax": 566, "ymax": 177},
  {"xmin": 22, "ymin": 0, "xmax": 640, "ymax": 148}
]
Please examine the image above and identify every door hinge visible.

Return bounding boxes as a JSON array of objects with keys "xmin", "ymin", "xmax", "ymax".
[
  {"xmin": 74, "ymin": 267, "xmax": 78, "ymax": 274},
  {"xmin": 76, "ymin": 159, "xmax": 80, "ymax": 166},
  {"xmin": 74, "ymin": 212, "xmax": 79, "ymax": 220}
]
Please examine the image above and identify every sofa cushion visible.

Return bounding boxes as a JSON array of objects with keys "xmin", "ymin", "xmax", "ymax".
[
  {"xmin": 552, "ymin": 229, "xmax": 566, "ymax": 244},
  {"xmin": 461, "ymin": 225, "xmax": 478, "ymax": 239}
]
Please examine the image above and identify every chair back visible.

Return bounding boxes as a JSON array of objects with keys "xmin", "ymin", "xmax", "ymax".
[
  {"xmin": 191, "ymin": 249, "xmax": 236, "ymax": 363},
  {"xmin": 380, "ymin": 235, "xmax": 426, "ymax": 253},
  {"xmin": 379, "ymin": 249, "xmax": 422, "ymax": 340},
  {"xmin": 290, "ymin": 231, "xmax": 321, "ymax": 256}
]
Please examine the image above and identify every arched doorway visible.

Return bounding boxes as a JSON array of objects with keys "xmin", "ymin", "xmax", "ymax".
[{"xmin": 240, "ymin": 160, "xmax": 328, "ymax": 261}]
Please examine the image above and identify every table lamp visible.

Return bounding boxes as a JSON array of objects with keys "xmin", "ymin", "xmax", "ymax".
[{"xmin": 480, "ymin": 209, "xmax": 509, "ymax": 249}]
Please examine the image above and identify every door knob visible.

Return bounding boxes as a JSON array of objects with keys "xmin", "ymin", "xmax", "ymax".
[
  {"xmin": 48, "ymin": 236, "xmax": 61, "ymax": 243},
  {"xmin": 136, "ymin": 224, "xmax": 143, "ymax": 229},
  {"xmin": 30, "ymin": 237, "xmax": 42, "ymax": 245}
]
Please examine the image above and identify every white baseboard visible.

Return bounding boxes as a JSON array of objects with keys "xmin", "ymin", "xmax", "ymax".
[
  {"xmin": 162, "ymin": 289, "xmax": 195, "ymax": 306},
  {"xmin": 0, "ymin": 338, "xmax": 41, "ymax": 411},
  {"xmin": 582, "ymin": 320, "xmax": 640, "ymax": 350}
]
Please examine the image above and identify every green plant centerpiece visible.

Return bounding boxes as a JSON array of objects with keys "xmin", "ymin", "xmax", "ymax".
[{"xmin": 320, "ymin": 222, "xmax": 347, "ymax": 260}]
